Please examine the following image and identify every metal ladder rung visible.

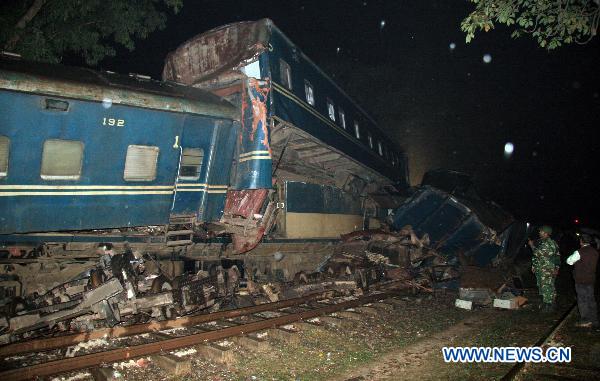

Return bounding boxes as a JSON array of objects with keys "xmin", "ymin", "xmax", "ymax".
[
  {"xmin": 166, "ymin": 230, "xmax": 193, "ymax": 236},
  {"xmin": 166, "ymin": 239, "xmax": 193, "ymax": 247}
]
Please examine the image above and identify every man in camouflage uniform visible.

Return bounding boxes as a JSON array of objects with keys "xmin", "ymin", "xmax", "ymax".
[{"xmin": 529, "ymin": 225, "xmax": 560, "ymax": 312}]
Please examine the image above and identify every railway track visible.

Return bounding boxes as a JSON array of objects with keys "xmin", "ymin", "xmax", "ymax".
[
  {"xmin": 0, "ymin": 282, "xmax": 405, "ymax": 381},
  {"xmin": 500, "ymin": 302, "xmax": 600, "ymax": 381}
]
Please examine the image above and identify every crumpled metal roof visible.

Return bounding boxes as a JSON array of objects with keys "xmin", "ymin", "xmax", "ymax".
[{"xmin": 162, "ymin": 19, "xmax": 272, "ymax": 85}]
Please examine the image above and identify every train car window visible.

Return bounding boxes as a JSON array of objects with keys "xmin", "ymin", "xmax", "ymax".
[
  {"xmin": 327, "ymin": 99, "xmax": 336, "ymax": 121},
  {"xmin": 124, "ymin": 145, "xmax": 159, "ymax": 181},
  {"xmin": 0, "ymin": 136, "xmax": 8, "ymax": 178},
  {"xmin": 367, "ymin": 133, "xmax": 373, "ymax": 149},
  {"xmin": 339, "ymin": 109, "xmax": 346, "ymax": 129},
  {"xmin": 279, "ymin": 59, "xmax": 292, "ymax": 90},
  {"xmin": 378, "ymin": 141, "xmax": 383, "ymax": 156},
  {"xmin": 304, "ymin": 80, "xmax": 315, "ymax": 105},
  {"xmin": 354, "ymin": 121, "xmax": 360, "ymax": 139},
  {"xmin": 179, "ymin": 148, "xmax": 204, "ymax": 180},
  {"xmin": 44, "ymin": 98, "xmax": 69, "ymax": 112},
  {"xmin": 41, "ymin": 139, "xmax": 84, "ymax": 180}
]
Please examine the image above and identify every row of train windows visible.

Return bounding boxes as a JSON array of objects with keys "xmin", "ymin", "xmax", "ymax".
[
  {"xmin": 280, "ymin": 59, "xmax": 400, "ymax": 167},
  {"xmin": 0, "ymin": 136, "xmax": 204, "ymax": 182}
]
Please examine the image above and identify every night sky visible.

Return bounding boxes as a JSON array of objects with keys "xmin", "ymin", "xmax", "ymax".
[{"xmin": 96, "ymin": 0, "xmax": 600, "ymax": 229}]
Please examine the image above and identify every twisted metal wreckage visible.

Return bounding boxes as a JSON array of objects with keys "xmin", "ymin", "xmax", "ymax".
[{"xmin": 0, "ymin": 179, "xmax": 527, "ymax": 344}]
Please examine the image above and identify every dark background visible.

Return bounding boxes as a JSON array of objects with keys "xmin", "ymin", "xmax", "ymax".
[{"xmin": 91, "ymin": 0, "xmax": 599, "ymax": 229}]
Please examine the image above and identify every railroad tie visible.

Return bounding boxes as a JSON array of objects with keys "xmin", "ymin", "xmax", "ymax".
[
  {"xmin": 233, "ymin": 334, "xmax": 271, "ymax": 352},
  {"xmin": 197, "ymin": 342, "xmax": 236, "ymax": 365},
  {"xmin": 91, "ymin": 367, "xmax": 120, "ymax": 381},
  {"xmin": 151, "ymin": 353, "xmax": 192, "ymax": 376}
]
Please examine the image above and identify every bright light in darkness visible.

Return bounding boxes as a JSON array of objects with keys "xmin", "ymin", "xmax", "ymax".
[
  {"xmin": 380, "ymin": 20, "xmax": 386, "ymax": 29},
  {"xmin": 449, "ymin": 42, "xmax": 456, "ymax": 50},
  {"xmin": 483, "ymin": 54, "xmax": 492, "ymax": 63},
  {"xmin": 504, "ymin": 142, "xmax": 514, "ymax": 157}
]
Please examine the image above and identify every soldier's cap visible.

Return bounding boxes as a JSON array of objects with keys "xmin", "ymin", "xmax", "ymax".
[{"xmin": 539, "ymin": 225, "xmax": 553, "ymax": 234}]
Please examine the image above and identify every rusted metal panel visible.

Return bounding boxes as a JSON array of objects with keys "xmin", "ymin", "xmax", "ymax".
[
  {"xmin": 162, "ymin": 19, "xmax": 271, "ymax": 85},
  {"xmin": 223, "ymin": 189, "xmax": 269, "ymax": 219},
  {"xmin": 233, "ymin": 78, "xmax": 272, "ymax": 189}
]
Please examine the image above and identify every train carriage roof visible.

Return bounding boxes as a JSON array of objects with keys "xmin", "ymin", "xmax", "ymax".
[{"xmin": 0, "ymin": 55, "xmax": 239, "ymax": 120}]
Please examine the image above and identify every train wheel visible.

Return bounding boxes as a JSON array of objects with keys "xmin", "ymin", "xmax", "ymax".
[{"xmin": 150, "ymin": 275, "xmax": 173, "ymax": 293}]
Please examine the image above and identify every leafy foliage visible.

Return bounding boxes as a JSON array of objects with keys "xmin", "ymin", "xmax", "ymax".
[
  {"xmin": 461, "ymin": 0, "xmax": 599, "ymax": 49},
  {"xmin": 0, "ymin": 0, "xmax": 182, "ymax": 64}
]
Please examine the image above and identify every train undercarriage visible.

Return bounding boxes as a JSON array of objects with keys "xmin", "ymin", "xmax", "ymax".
[{"xmin": 0, "ymin": 221, "xmax": 446, "ymax": 345}]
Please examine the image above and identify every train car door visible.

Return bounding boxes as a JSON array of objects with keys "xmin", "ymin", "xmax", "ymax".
[{"xmin": 170, "ymin": 115, "xmax": 214, "ymax": 219}]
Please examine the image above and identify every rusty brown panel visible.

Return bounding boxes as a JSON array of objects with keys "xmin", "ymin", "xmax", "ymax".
[
  {"xmin": 162, "ymin": 19, "xmax": 271, "ymax": 85},
  {"xmin": 0, "ymin": 291, "xmax": 398, "ymax": 381},
  {"xmin": 223, "ymin": 189, "xmax": 269, "ymax": 219}
]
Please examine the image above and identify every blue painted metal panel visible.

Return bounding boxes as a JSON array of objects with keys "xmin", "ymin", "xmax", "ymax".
[
  {"xmin": 172, "ymin": 116, "xmax": 237, "ymax": 221},
  {"xmin": 265, "ymin": 27, "xmax": 408, "ymax": 187},
  {"xmin": 0, "ymin": 89, "xmax": 239, "ymax": 233},
  {"xmin": 417, "ymin": 197, "xmax": 469, "ymax": 243},
  {"xmin": 285, "ymin": 181, "xmax": 362, "ymax": 215},
  {"xmin": 391, "ymin": 187, "xmax": 514, "ymax": 266},
  {"xmin": 436, "ymin": 216, "xmax": 488, "ymax": 258}
]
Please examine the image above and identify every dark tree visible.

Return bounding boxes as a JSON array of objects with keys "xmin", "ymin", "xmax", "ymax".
[{"xmin": 0, "ymin": 0, "xmax": 182, "ymax": 64}]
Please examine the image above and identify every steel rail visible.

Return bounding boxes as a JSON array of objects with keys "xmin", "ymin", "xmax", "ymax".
[
  {"xmin": 0, "ymin": 291, "xmax": 396, "ymax": 381},
  {"xmin": 500, "ymin": 302, "xmax": 577, "ymax": 381},
  {"xmin": 0, "ymin": 290, "xmax": 335, "ymax": 357}
]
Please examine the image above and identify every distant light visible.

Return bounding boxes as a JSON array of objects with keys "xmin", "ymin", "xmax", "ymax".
[
  {"xmin": 504, "ymin": 142, "xmax": 514, "ymax": 156},
  {"xmin": 449, "ymin": 42, "xmax": 456, "ymax": 50},
  {"xmin": 532, "ymin": 151, "xmax": 538, "ymax": 157},
  {"xmin": 526, "ymin": 222, "xmax": 530, "ymax": 228},
  {"xmin": 574, "ymin": 218, "xmax": 580, "ymax": 224},
  {"xmin": 102, "ymin": 98, "xmax": 112, "ymax": 109},
  {"xmin": 336, "ymin": 47, "xmax": 341, "ymax": 53},
  {"xmin": 483, "ymin": 54, "xmax": 492, "ymax": 63},
  {"xmin": 380, "ymin": 20, "xmax": 386, "ymax": 29}
]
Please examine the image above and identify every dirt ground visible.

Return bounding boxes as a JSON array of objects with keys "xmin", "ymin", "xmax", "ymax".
[{"xmin": 48, "ymin": 288, "xmax": 600, "ymax": 381}]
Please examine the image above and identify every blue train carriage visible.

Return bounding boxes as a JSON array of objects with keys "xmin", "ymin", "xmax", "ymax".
[
  {"xmin": 163, "ymin": 19, "xmax": 409, "ymax": 258},
  {"xmin": 0, "ymin": 55, "xmax": 240, "ymax": 238}
]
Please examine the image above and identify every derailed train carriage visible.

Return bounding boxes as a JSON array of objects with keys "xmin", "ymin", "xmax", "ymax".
[{"xmin": 0, "ymin": 19, "xmax": 408, "ymax": 339}]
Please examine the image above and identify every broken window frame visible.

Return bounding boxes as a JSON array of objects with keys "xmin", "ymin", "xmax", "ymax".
[
  {"xmin": 327, "ymin": 98, "xmax": 336, "ymax": 121},
  {"xmin": 179, "ymin": 148, "xmax": 204, "ymax": 181},
  {"xmin": 279, "ymin": 59, "xmax": 292, "ymax": 90},
  {"xmin": 378, "ymin": 141, "xmax": 383, "ymax": 156},
  {"xmin": 304, "ymin": 80, "xmax": 315, "ymax": 106},
  {"xmin": 40, "ymin": 139, "xmax": 84, "ymax": 181},
  {"xmin": 354, "ymin": 121, "xmax": 361, "ymax": 140},
  {"xmin": 0, "ymin": 135, "xmax": 8, "ymax": 178},
  {"xmin": 367, "ymin": 133, "xmax": 373, "ymax": 149},
  {"xmin": 124, "ymin": 145, "xmax": 159, "ymax": 182}
]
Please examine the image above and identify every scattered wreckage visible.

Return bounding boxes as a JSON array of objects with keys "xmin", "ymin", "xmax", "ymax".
[
  {"xmin": 0, "ymin": 172, "xmax": 528, "ymax": 344},
  {"xmin": 0, "ymin": 246, "xmax": 238, "ymax": 344}
]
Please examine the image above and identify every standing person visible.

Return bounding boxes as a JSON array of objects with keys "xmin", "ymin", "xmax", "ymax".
[
  {"xmin": 567, "ymin": 234, "xmax": 599, "ymax": 328},
  {"xmin": 529, "ymin": 225, "xmax": 560, "ymax": 312}
]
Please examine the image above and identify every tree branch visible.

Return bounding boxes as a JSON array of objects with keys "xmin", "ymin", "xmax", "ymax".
[{"xmin": 4, "ymin": 0, "xmax": 48, "ymax": 51}]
